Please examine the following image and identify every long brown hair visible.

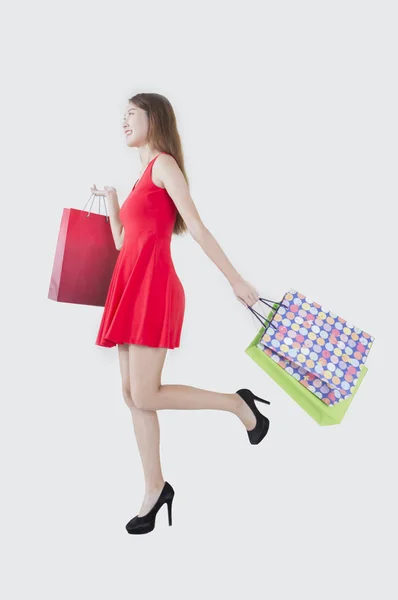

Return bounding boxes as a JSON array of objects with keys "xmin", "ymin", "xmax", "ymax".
[{"xmin": 128, "ymin": 92, "xmax": 188, "ymax": 236}]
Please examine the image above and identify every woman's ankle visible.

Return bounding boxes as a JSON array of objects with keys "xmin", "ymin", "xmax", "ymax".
[{"xmin": 145, "ymin": 479, "xmax": 165, "ymax": 495}]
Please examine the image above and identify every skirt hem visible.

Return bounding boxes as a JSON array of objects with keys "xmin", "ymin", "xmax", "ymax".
[{"xmin": 95, "ymin": 336, "xmax": 180, "ymax": 349}]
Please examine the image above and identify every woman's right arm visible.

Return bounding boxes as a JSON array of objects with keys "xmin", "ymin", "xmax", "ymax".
[
  {"xmin": 118, "ymin": 226, "xmax": 125, "ymax": 249},
  {"xmin": 104, "ymin": 187, "xmax": 123, "ymax": 250},
  {"xmin": 90, "ymin": 184, "xmax": 124, "ymax": 250}
]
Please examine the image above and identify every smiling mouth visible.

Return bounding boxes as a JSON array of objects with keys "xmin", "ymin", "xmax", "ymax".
[{"xmin": 125, "ymin": 130, "xmax": 133, "ymax": 136}]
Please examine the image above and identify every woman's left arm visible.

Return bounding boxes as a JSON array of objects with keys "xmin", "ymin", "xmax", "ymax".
[{"xmin": 157, "ymin": 154, "xmax": 260, "ymax": 308}]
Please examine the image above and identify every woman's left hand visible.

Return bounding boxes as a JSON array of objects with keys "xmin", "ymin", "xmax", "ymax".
[{"xmin": 231, "ymin": 277, "xmax": 260, "ymax": 308}]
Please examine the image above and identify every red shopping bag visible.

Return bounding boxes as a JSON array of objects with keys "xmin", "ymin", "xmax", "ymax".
[{"xmin": 48, "ymin": 194, "xmax": 119, "ymax": 307}]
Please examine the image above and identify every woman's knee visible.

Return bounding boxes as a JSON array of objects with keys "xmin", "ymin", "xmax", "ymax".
[
  {"xmin": 122, "ymin": 386, "xmax": 136, "ymax": 410},
  {"xmin": 130, "ymin": 388, "xmax": 153, "ymax": 410}
]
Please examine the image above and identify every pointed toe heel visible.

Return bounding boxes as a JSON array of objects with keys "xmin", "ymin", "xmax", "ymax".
[{"xmin": 125, "ymin": 481, "xmax": 175, "ymax": 535}]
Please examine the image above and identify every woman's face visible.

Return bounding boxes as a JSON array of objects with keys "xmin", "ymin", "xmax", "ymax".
[{"xmin": 122, "ymin": 103, "xmax": 148, "ymax": 147}]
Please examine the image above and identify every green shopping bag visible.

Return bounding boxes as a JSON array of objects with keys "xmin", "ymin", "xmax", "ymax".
[{"xmin": 245, "ymin": 302, "xmax": 369, "ymax": 426}]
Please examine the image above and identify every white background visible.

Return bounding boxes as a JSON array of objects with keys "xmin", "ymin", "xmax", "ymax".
[{"xmin": 2, "ymin": 1, "xmax": 396, "ymax": 598}]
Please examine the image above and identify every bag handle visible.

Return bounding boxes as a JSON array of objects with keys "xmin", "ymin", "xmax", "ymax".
[
  {"xmin": 83, "ymin": 193, "xmax": 109, "ymax": 222},
  {"xmin": 246, "ymin": 297, "xmax": 285, "ymax": 332}
]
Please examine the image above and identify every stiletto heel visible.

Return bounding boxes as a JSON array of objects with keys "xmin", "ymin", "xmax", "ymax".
[
  {"xmin": 125, "ymin": 481, "xmax": 175, "ymax": 534},
  {"xmin": 167, "ymin": 497, "xmax": 173, "ymax": 526},
  {"xmin": 236, "ymin": 388, "xmax": 271, "ymax": 445},
  {"xmin": 252, "ymin": 393, "xmax": 271, "ymax": 405}
]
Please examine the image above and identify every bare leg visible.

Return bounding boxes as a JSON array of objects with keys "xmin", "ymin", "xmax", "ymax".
[
  {"xmin": 117, "ymin": 344, "xmax": 165, "ymax": 517},
  {"xmin": 128, "ymin": 346, "xmax": 258, "ymax": 430},
  {"xmin": 121, "ymin": 344, "xmax": 260, "ymax": 517}
]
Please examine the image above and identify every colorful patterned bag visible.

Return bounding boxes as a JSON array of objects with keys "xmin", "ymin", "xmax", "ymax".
[{"xmin": 245, "ymin": 288, "xmax": 375, "ymax": 425}]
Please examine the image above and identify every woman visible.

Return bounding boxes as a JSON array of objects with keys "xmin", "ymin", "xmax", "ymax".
[{"xmin": 90, "ymin": 92, "xmax": 271, "ymax": 535}]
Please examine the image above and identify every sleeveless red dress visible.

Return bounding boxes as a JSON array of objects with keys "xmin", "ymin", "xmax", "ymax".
[{"xmin": 95, "ymin": 152, "xmax": 185, "ymax": 349}]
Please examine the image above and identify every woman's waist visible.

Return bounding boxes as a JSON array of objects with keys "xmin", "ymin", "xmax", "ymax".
[{"xmin": 123, "ymin": 229, "xmax": 172, "ymax": 244}]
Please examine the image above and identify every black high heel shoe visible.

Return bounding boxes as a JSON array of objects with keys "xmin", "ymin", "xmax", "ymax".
[
  {"xmin": 236, "ymin": 388, "xmax": 271, "ymax": 445},
  {"xmin": 125, "ymin": 481, "xmax": 175, "ymax": 535}
]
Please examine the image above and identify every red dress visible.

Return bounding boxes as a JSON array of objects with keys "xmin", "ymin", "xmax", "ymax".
[{"xmin": 95, "ymin": 152, "xmax": 185, "ymax": 349}]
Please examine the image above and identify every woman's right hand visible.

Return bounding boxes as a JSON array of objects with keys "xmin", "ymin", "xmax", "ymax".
[{"xmin": 90, "ymin": 184, "xmax": 117, "ymax": 197}]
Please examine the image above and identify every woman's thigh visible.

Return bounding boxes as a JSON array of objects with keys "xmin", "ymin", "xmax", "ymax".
[
  {"xmin": 128, "ymin": 344, "xmax": 168, "ymax": 409},
  {"xmin": 117, "ymin": 343, "xmax": 135, "ymax": 409}
]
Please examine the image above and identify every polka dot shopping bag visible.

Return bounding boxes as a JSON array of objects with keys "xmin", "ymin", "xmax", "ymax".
[{"xmin": 244, "ymin": 288, "xmax": 375, "ymax": 425}]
